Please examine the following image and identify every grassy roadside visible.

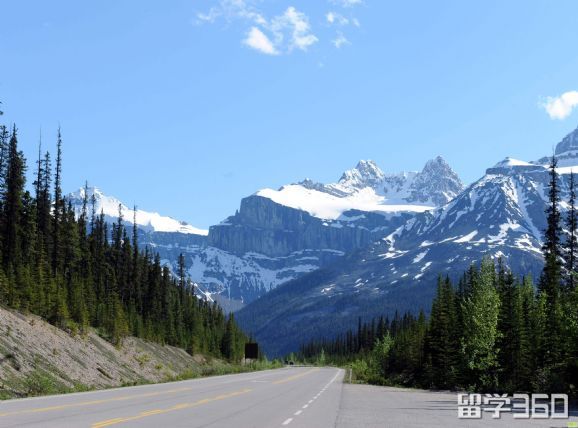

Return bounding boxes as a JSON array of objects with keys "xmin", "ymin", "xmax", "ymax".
[{"xmin": 0, "ymin": 358, "xmax": 284, "ymax": 400}]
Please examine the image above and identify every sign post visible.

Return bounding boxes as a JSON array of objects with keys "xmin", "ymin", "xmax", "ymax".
[{"xmin": 244, "ymin": 343, "xmax": 259, "ymax": 364}]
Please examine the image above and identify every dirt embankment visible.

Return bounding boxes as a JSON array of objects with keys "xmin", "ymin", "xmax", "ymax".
[{"xmin": 0, "ymin": 306, "xmax": 207, "ymax": 398}]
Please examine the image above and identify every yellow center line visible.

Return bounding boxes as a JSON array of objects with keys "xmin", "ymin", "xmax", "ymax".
[
  {"xmin": 0, "ymin": 387, "xmax": 193, "ymax": 418},
  {"xmin": 272, "ymin": 368, "xmax": 319, "ymax": 385},
  {"xmin": 91, "ymin": 388, "xmax": 252, "ymax": 428}
]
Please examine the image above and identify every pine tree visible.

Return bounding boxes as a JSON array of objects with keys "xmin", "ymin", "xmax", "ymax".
[
  {"xmin": 38, "ymin": 152, "xmax": 52, "ymax": 240},
  {"xmin": 0, "ymin": 125, "xmax": 9, "ymax": 200},
  {"xmin": 425, "ymin": 275, "xmax": 458, "ymax": 388},
  {"xmin": 565, "ymin": 171, "xmax": 577, "ymax": 290},
  {"xmin": 178, "ymin": 253, "xmax": 186, "ymax": 302},
  {"xmin": 130, "ymin": 205, "xmax": 139, "ymax": 308},
  {"xmin": 518, "ymin": 275, "xmax": 537, "ymax": 391},
  {"xmin": 33, "ymin": 132, "xmax": 43, "ymax": 205},
  {"xmin": 538, "ymin": 155, "xmax": 563, "ymax": 367},
  {"xmin": 52, "ymin": 128, "xmax": 63, "ymax": 274},
  {"xmin": 460, "ymin": 258, "xmax": 501, "ymax": 390},
  {"xmin": 496, "ymin": 262, "xmax": 521, "ymax": 391},
  {"xmin": 2, "ymin": 126, "xmax": 26, "ymax": 267}
]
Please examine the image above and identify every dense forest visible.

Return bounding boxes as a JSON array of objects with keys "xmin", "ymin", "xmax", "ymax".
[
  {"xmin": 301, "ymin": 157, "xmax": 578, "ymax": 393},
  {"xmin": 0, "ymin": 112, "xmax": 246, "ymax": 362}
]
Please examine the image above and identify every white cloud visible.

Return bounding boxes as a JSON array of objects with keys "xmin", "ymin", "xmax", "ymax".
[
  {"xmin": 215, "ymin": 0, "xmax": 266, "ymax": 25},
  {"xmin": 196, "ymin": 7, "xmax": 221, "ymax": 24},
  {"xmin": 541, "ymin": 91, "xmax": 578, "ymax": 120},
  {"xmin": 333, "ymin": 33, "xmax": 350, "ymax": 48},
  {"xmin": 326, "ymin": 11, "xmax": 349, "ymax": 26},
  {"xmin": 196, "ymin": 0, "xmax": 265, "ymax": 26},
  {"xmin": 271, "ymin": 7, "xmax": 318, "ymax": 52},
  {"xmin": 330, "ymin": 0, "xmax": 363, "ymax": 7},
  {"xmin": 243, "ymin": 27, "xmax": 278, "ymax": 55},
  {"xmin": 197, "ymin": 2, "xmax": 317, "ymax": 55}
]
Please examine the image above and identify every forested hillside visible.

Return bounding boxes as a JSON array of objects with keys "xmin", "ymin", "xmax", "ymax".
[{"xmin": 0, "ymin": 112, "xmax": 246, "ymax": 362}]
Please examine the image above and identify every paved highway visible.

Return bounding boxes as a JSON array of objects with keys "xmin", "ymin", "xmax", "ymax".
[
  {"xmin": 0, "ymin": 367, "xmax": 575, "ymax": 427},
  {"xmin": 0, "ymin": 367, "xmax": 342, "ymax": 428}
]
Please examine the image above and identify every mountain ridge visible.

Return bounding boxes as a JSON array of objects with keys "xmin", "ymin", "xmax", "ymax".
[
  {"xmin": 235, "ymin": 125, "xmax": 578, "ymax": 357},
  {"xmin": 67, "ymin": 156, "xmax": 461, "ymax": 309}
]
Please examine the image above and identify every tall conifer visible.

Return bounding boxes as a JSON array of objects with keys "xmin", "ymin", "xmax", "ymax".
[
  {"xmin": 538, "ymin": 155, "xmax": 563, "ymax": 366},
  {"xmin": 52, "ymin": 128, "xmax": 63, "ymax": 273},
  {"xmin": 3, "ymin": 126, "xmax": 26, "ymax": 266},
  {"xmin": 565, "ymin": 171, "xmax": 577, "ymax": 290}
]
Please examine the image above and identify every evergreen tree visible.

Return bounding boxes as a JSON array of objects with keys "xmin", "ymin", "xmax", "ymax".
[
  {"xmin": 178, "ymin": 253, "xmax": 186, "ymax": 297},
  {"xmin": 518, "ymin": 275, "xmax": 537, "ymax": 391},
  {"xmin": 37, "ymin": 152, "xmax": 52, "ymax": 240},
  {"xmin": 425, "ymin": 275, "xmax": 458, "ymax": 388},
  {"xmin": 2, "ymin": 126, "xmax": 26, "ymax": 266},
  {"xmin": 496, "ymin": 263, "xmax": 521, "ymax": 391},
  {"xmin": 565, "ymin": 171, "xmax": 577, "ymax": 290},
  {"xmin": 221, "ymin": 314, "xmax": 236, "ymax": 361},
  {"xmin": 460, "ymin": 259, "xmax": 501, "ymax": 390},
  {"xmin": 52, "ymin": 128, "xmax": 63, "ymax": 274},
  {"xmin": 538, "ymin": 155, "xmax": 563, "ymax": 368}
]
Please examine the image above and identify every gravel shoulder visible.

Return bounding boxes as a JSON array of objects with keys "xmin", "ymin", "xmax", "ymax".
[{"xmin": 336, "ymin": 383, "xmax": 577, "ymax": 428}]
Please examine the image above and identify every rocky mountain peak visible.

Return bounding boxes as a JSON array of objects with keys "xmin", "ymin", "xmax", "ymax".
[
  {"xmin": 555, "ymin": 125, "xmax": 578, "ymax": 156},
  {"xmin": 338, "ymin": 159, "xmax": 386, "ymax": 189},
  {"xmin": 302, "ymin": 157, "xmax": 464, "ymax": 207},
  {"xmin": 421, "ymin": 155, "xmax": 451, "ymax": 174},
  {"xmin": 533, "ymin": 125, "xmax": 578, "ymax": 167},
  {"xmin": 405, "ymin": 156, "xmax": 464, "ymax": 206},
  {"xmin": 419, "ymin": 156, "xmax": 461, "ymax": 185}
]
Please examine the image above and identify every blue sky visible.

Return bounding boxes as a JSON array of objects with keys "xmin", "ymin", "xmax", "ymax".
[{"xmin": 2, "ymin": 1, "xmax": 578, "ymax": 229}]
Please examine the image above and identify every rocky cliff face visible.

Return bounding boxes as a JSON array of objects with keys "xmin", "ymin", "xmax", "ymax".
[{"xmin": 207, "ymin": 195, "xmax": 406, "ymax": 258}]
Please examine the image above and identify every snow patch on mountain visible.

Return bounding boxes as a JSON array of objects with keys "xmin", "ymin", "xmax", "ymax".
[
  {"xmin": 256, "ymin": 157, "xmax": 463, "ymax": 221},
  {"xmin": 256, "ymin": 185, "xmax": 432, "ymax": 220},
  {"xmin": 184, "ymin": 246, "xmax": 321, "ymax": 299},
  {"xmin": 455, "ymin": 231, "xmax": 478, "ymax": 243},
  {"xmin": 493, "ymin": 157, "xmax": 533, "ymax": 168}
]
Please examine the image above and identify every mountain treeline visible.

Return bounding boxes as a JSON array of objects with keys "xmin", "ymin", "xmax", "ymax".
[
  {"xmin": 300, "ymin": 157, "xmax": 578, "ymax": 393},
  {"xmin": 0, "ymin": 120, "xmax": 246, "ymax": 362}
]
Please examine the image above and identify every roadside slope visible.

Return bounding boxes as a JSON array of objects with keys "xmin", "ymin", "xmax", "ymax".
[{"xmin": 0, "ymin": 306, "xmax": 209, "ymax": 398}]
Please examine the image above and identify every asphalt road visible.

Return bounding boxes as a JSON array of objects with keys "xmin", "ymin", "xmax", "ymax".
[
  {"xmin": 0, "ymin": 367, "xmax": 343, "ymax": 428},
  {"xmin": 0, "ymin": 367, "xmax": 576, "ymax": 427}
]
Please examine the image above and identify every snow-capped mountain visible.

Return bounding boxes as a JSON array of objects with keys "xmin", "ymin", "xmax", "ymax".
[
  {"xmin": 202, "ymin": 156, "xmax": 461, "ymax": 306},
  {"xmin": 257, "ymin": 157, "xmax": 463, "ymax": 219},
  {"xmin": 236, "ymin": 126, "xmax": 578, "ymax": 357},
  {"xmin": 68, "ymin": 187, "xmax": 208, "ymax": 236},
  {"xmin": 67, "ymin": 156, "xmax": 462, "ymax": 311}
]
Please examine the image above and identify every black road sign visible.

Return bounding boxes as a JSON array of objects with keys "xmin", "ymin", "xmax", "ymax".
[{"xmin": 245, "ymin": 343, "xmax": 259, "ymax": 359}]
